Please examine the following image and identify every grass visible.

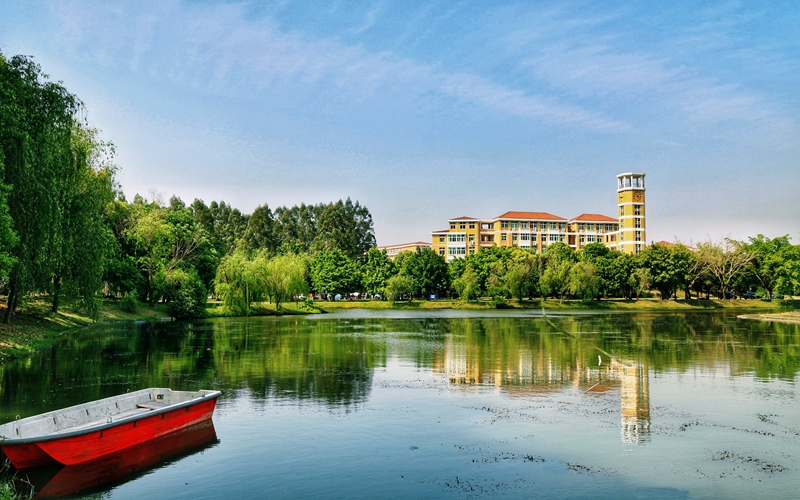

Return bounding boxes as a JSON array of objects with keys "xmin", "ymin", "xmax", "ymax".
[{"xmin": 0, "ymin": 463, "xmax": 33, "ymax": 500}]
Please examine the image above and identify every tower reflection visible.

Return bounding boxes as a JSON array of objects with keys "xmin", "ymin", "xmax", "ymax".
[{"xmin": 436, "ymin": 332, "xmax": 651, "ymax": 444}]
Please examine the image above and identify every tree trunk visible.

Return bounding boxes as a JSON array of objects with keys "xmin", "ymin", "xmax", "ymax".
[
  {"xmin": 4, "ymin": 279, "xmax": 18, "ymax": 324},
  {"xmin": 52, "ymin": 273, "xmax": 61, "ymax": 313}
]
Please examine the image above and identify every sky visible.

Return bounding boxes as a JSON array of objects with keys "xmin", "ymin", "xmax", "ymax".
[{"xmin": 1, "ymin": 0, "xmax": 798, "ymax": 246}]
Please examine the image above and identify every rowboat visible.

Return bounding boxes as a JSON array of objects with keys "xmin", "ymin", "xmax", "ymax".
[{"xmin": 0, "ymin": 388, "xmax": 220, "ymax": 469}]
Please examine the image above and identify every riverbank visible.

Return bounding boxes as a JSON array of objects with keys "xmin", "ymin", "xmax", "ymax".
[{"xmin": 1, "ymin": 297, "xmax": 797, "ymax": 365}]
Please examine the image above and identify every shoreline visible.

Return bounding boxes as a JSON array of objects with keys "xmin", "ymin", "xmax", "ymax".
[{"xmin": 1, "ymin": 297, "xmax": 797, "ymax": 366}]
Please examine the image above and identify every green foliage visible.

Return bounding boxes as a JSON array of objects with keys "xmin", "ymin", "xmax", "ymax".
[
  {"xmin": 310, "ymin": 249, "xmax": 361, "ymax": 296},
  {"xmin": 265, "ymin": 253, "xmax": 308, "ymax": 310},
  {"xmin": 362, "ymin": 248, "xmax": 396, "ymax": 295},
  {"xmin": 0, "ymin": 53, "xmax": 83, "ymax": 322},
  {"xmin": 568, "ymin": 262, "xmax": 599, "ymax": 300},
  {"xmin": 540, "ymin": 243, "xmax": 577, "ymax": 301},
  {"xmin": 452, "ymin": 264, "xmax": 480, "ymax": 301},
  {"xmin": 163, "ymin": 268, "xmax": 207, "ymax": 319},
  {"xmin": 399, "ymin": 247, "xmax": 450, "ymax": 298},
  {"xmin": 119, "ymin": 295, "xmax": 139, "ymax": 313},
  {"xmin": 385, "ymin": 274, "xmax": 413, "ymax": 301}
]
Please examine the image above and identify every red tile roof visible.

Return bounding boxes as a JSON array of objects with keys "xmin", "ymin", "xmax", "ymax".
[
  {"xmin": 431, "ymin": 229, "xmax": 451, "ymax": 234},
  {"xmin": 570, "ymin": 213, "xmax": 618, "ymax": 222},
  {"xmin": 448, "ymin": 216, "xmax": 479, "ymax": 221},
  {"xmin": 494, "ymin": 211, "xmax": 566, "ymax": 221}
]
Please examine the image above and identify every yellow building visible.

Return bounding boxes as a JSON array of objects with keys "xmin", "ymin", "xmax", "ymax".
[
  {"xmin": 431, "ymin": 172, "xmax": 646, "ymax": 260},
  {"xmin": 376, "ymin": 241, "xmax": 432, "ymax": 260}
]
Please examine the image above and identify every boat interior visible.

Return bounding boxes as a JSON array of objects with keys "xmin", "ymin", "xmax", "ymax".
[{"xmin": 0, "ymin": 389, "xmax": 217, "ymax": 440}]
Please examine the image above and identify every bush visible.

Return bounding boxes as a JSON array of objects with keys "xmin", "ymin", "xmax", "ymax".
[
  {"xmin": 119, "ymin": 295, "xmax": 139, "ymax": 313},
  {"xmin": 163, "ymin": 269, "xmax": 207, "ymax": 319}
]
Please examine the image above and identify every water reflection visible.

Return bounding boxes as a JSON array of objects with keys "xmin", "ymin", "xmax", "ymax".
[
  {"xmin": 0, "ymin": 312, "xmax": 797, "ymax": 432},
  {"xmin": 435, "ymin": 318, "xmax": 654, "ymax": 443},
  {"xmin": 17, "ymin": 421, "xmax": 218, "ymax": 498}
]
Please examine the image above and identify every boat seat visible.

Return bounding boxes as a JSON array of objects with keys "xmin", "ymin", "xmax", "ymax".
[{"xmin": 137, "ymin": 402, "xmax": 167, "ymax": 410}]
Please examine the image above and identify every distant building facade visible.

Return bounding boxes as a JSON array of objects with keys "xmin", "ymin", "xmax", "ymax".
[
  {"xmin": 375, "ymin": 241, "xmax": 432, "ymax": 260},
  {"xmin": 431, "ymin": 172, "xmax": 646, "ymax": 261}
]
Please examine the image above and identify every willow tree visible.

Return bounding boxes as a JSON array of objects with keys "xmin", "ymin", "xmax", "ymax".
[
  {"xmin": 50, "ymin": 126, "xmax": 116, "ymax": 315},
  {"xmin": 0, "ymin": 53, "xmax": 82, "ymax": 322}
]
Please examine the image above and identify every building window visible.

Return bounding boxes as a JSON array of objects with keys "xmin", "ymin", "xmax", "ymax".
[
  {"xmin": 511, "ymin": 221, "xmax": 518, "ymax": 229},
  {"xmin": 549, "ymin": 234, "xmax": 559, "ymax": 242},
  {"xmin": 501, "ymin": 233, "xmax": 507, "ymax": 241},
  {"xmin": 459, "ymin": 222, "xmax": 466, "ymax": 229},
  {"xmin": 438, "ymin": 236, "xmax": 445, "ymax": 243},
  {"xmin": 501, "ymin": 221, "xmax": 509, "ymax": 229},
  {"xmin": 448, "ymin": 234, "xmax": 466, "ymax": 243},
  {"xmin": 469, "ymin": 234, "xmax": 475, "ymax": 242},
  {"xmin": 587, "ymin": 235, "xmax": 596, "ymax": 243},
  {"xmin": 439, "ymin": 248, "xmax": 445, "ymax": 256},
  {"xmin": 634, "ymin": 205, "xmax": 642, "ymax": 216},
  {"xmin": 578, "ymin": 223, "xmax": 585, "ymax": 231},
  {"xmin": 521, "ymin": 233, "xmax": 530, "ymax": 241},
  {"xmin": 636, "ymin": 244, "xmax": 642, "ymax": 254},
  {"xmin": 469, "ymin": 249, "xmax": 475, "ymax": 254},
  {"xmin": 469, "ymin": 222, "xmax": 475, "ymax": 229},
  {"xmin": 521, "ymin": 221, "xmax": 528, "ymax": 229},
  {"xmin": 587, "ymin": 223, "xmax": 594, "ymax": 231},
  {"xmin": 635, "ymin": 218, "xmax": 641, "ymax": 228},
  {"xmin": 548, "ymin": 222, "xmax": 556, "ymax": 230},
  {"xmin": 580, "ymin": 236, "xmax": 585, "ymax": 244},
  {"xmin": 448, "ymin": 247, "xmax": 466, "ymax": 255},
  {"xmin": 619, "ymin": 206, "xmax": 625, "ymax": 216},
  {"xmin": 450, "ymin": 223, "xmax": 456, "ymax": 230},
  {"xmin": 559, "ymin": 223, "xmax": 566, "ymax": 230},
  {"xmin": 614, "ymin": 224, "xmax": 619, "ymax": 231},
  {"xmin": 621, "ymin": 233, "xmax": 625, "ymax": 241},
  {"xmin": 512, "ymin": 233, "xmax": 517, "ymax": 241},
  {"xmin": 635, "ymin": 231, "xmax": 642, "ymax": 241},
  {"xmin": 530, "ymin": 222, "xmax": 538, "ymax": 231}
]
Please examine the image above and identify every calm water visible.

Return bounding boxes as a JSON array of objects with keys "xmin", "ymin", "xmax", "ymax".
[{"xmin": 1, "ymin": 310, "xmax": 799, "ymax": 499}]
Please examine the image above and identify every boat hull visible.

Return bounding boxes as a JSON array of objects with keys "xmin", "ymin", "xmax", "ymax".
[{"xmin": 1, "ymin": 389, "xmax": 219, "ymax": 468}]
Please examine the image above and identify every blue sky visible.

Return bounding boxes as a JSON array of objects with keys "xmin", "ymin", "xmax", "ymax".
[{"xmin": 1, "ymin": 0, "xmax": 798, "ymax": 245}]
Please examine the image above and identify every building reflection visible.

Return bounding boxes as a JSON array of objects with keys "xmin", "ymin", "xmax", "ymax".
[{"xmin": 435, "ymin": 334, "xmax": 651, "ymax": 444}]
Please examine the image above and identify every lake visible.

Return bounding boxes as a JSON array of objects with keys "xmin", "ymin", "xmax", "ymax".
[{"xmin": 1, "ymin": 310, "xmax": 799, "ymax": 499}]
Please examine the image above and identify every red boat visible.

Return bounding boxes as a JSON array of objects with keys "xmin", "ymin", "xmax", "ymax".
[{"xmin": 0, "ymin": 388, "xmax": 220, "ymax": 469}]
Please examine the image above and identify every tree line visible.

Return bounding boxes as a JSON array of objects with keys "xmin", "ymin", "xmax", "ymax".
[
  {"xmin": 2, "ymin": 52, "xmax": 797, "ymax": 323},
  {"xmin": 0, "ymin": 52, "xmax": 378, "ymax": 321}
]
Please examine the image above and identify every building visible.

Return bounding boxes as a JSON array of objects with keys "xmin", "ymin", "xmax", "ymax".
[
  {"xmin": 431, "ymin": 172, "xmax": 646, "ymax": 260},
  {"xmin": 375, "ymin": 241, "xmax": 432, "ymax": 260}
]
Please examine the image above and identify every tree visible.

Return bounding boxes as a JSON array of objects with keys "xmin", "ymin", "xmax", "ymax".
[
  {"xmin": 400, "ymin": 247, "xmax": 449, "ymax": 298},
  {"xmin": 50, "ymin": 125, "xmax": 116, "ymax": 315},
  {"xmin": 453, "ymin": 264, "xmax": 480, "ymax": 301},
  {"xmin": 361, "ymin": 248, "xmax": 396, "ymax": 296},
  {"xmin": 241, "ymin": 204, "xmax": 276, "ymax": 253},
  {"xmin": 214, "ymin": 251, "xmax": 267, "ymax": 315},
  {"xmin": 502, "ymin": 250, "xmax": 539, "ymax": 301},
  {"xmin": 310, "ymin": 249, "xmax": 361, "ymax": 296},
  {"xmin": 0, "ymin": 53, "xmax": 82, "ymax": 322},
  {"xmin": 742, "ymin": 235, "xmax": 791, "ymax": 298},
  {"xmin": 385, "ymin": 275, "xmax": 413, "ymax": 301},
  {"xmin": 265, "ymin": 253, "xmax": 308, "ymax": 310},
  {"xmin": 697, "ymin": 239, "xmax": 753, "ymax": 299},
  {"xmin": 162, "ymin": 268, "xmax": 207, "ymax": 319},
  {"xmin": 540, "ymin": 243, "xmax": 576, "ymax": 301},
  {"xmin": 638, "ymin": 243, "xmax": 690, "ymax": 300},
  {"xmin": 568, "ymin": 262, "xmax": 599, "ymax": 300}
]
